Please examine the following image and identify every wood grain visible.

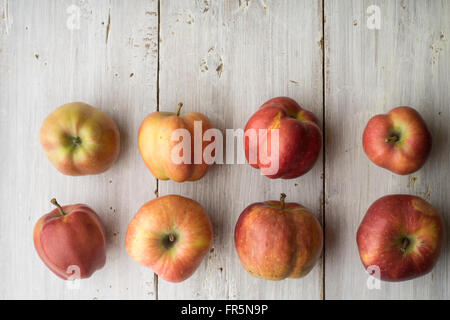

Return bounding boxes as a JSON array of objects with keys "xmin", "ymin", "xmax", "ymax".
[
  {"xmin": 157, "ymin": 0, "xmax": 324, "ymax": 299},
  {"xmin": 324, "ymin": 0, "xmax": 450, "ymax": 299},
  {"xmin": 2, "ymin": 0, "xmax": 449, "ymax": 300},
  {"xmin": 0, "ymin": 0, "xmax": 159, "ymax": 299}
]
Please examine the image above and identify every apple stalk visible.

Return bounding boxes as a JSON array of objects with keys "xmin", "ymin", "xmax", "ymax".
[
  {"xmin": 280, "ymin": 193, "xmax": 287, "ymax": 210},
  {"xmin": 50, "ymin": 198, "xmax": 66, "ymax": 216},
  {"xmin": 176, "ymin": 103, "xmax": 183, "ymax": 116},
  {"xmin": 401, "ymin": 237, "xmax": 410, "ymax": 253}
]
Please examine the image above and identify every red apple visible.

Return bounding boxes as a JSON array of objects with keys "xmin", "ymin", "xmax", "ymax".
[
  {"xmin": 33, "ymin": 199, "xmax": 106, "ymax": 280},
  {"xmin": 234, "ymin": 194, "xmax": 323, "ymax": 280},
  {"xmin": 125, "ymin": 195, "xmax": 213, "ymax": 282},
  {"xmin": 138, "ymin": 103, "xmax": 214, "ymax": 182},
  {"xmin": 244, "ymin": 97, "xmax": 322, "ymax": 179},
  {"xmin": 40, "ymin": 102, "xmax": 120, "ymax": 176},
  {"xmin": 357, "ymin": 195, "xmax": 445, "ymax": 282},
  {"xmin": 362, "ymin": 106, "xmax": 432, "ymax": 175}
]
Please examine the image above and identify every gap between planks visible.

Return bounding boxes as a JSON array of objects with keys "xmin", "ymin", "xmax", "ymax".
[
  {"xmin": 154, "ymin": 0, "xmax": 161, "ymax": 301},
  {"xmin": 321, "ymin": 0, "xmax": 327, "ymax": 301}
]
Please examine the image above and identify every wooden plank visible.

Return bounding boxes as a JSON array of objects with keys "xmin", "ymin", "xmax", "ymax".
[
  {"xmin": 158, "ymin": 0, "xmax": 324, "ymax": 299},
  {"xmin": 324, "ymin": 0, "xmax": 450, "ymax": 299},
  {"xmin": 0, "ymin": 0, "xmax": 158, "ymax": 299}
]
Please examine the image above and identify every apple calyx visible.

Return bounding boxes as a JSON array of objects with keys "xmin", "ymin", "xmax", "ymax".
[
  {"xmin": 72, "ymin": 136, "xmax": 82, "ymax": 147},
  {"xmin": 385, "ymin": 134, "xmax": 400, "ymax": 144},
  {"xmin": 176, "ymin": 102, "xmax": 183, "ymax": 116},
  {"xmin": 280, "ymin": 193, "xmax": 287, "ymax": 210},
  {"xmin": 50, "ymin": 198, "xmax": 67, "ymax": 216}
]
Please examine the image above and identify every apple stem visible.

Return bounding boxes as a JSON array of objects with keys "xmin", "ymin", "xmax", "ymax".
[
  {"xmin": 280, "ymin": 193, "xmax": 287, "ymax": 210},
  {"xmin": 401, "ymin": 238, "xmax": 410, "ymax": 252},
  {"xmin": 176, "ymin": 102, "xmax": 183, "ymax": 116},
  {"xmin": 50, "ymin": 198, "xmax": 66, "ymax": 216},
  {"xmin": 169, "ymin": 234, "xmax": 175, "ymax": 242},
  {"xmin": 385, "ymin": 135, "xmax": 399, "ymax": 143}
]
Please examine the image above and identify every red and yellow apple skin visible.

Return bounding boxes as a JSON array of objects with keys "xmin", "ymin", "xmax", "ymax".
[
  {"xmin": 362, "ymin": 106, "xmax": 432, "ymax": 175},
  {"xmin": 234, "ymin": 194, "xmax": 323, "ymax": 280},
  {"xmin": 138, "ymin": 103, "xmax": 214, "ymax": 182},
  {"xmin": 357, "ymin": 195, "xmax": 444, "ymax": 282},
  {"xmin": 33, "ymin": 199, "xmax": 106, "ymax": 280},
  {"xmin": 40, "ymin": 102, "xmax": 120, "ymax": 176},
  {"xmin": 125, "ymin": 195, "xmax": 213, "ymax": 283},
  {"xmin": 244, "ymin": 97, "xmax": 322, "ymax": 179}
]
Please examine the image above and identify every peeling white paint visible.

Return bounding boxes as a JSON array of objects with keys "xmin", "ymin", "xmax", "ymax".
[{"xmin": 1, "ymin": 0, "xmax": 12, "ymax": 36}]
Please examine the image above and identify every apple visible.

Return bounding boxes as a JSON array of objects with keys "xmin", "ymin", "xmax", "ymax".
[
  {"xmin": 244, "ymin": 97, "xmax": 322, "ymax": 179},
  {"xmin": 357, "ymin": 194, "xmax": 445, "ymax": 282},
  {"xmin": 234, "ymin": 194, "xmax": 323, "ymax": 280},
  {"xmin": 138, "ymin": 103, "xmax": 214, "ymax": 182},
  {"xmin": 125, "ymin": 195, "xmax": 213, "ymax": 282},
  {"xmin": 33, "ymin": 198, "xmax": 106, "ymax": 280},
  {"xmin": 362, "ymin": 106, "xmax": 432, "ymax": 175},
  {"xmin": 40, "ymin": 102, "xmax": 120, "ymax": 176}
]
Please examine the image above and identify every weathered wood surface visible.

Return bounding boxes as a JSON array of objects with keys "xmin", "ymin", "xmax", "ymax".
[
  {"xmin": 324, "ymin": 0, "xmax": 450, "ymax": 299},
  {"xmin": 1, "ymin": 0, "xmax": 449, "ymax": 300},
  {"xmin": 0, "ymin": 0, "xmax": 159, "ymax": 299},
  {"xmin": 157, "ymin": 0, "xmax": 324, "ymax": 300}
]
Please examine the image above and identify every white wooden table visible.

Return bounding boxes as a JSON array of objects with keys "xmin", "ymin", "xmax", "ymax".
[{"xmin": 0, "ymin": 0, "xmax": 448, "ymax": 300}]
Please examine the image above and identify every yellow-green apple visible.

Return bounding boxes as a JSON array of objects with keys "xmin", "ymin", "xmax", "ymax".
[
  {"xmin": 362, "ymin": 106, "xmax": 432, "ymax": 175},
  {"xmin": 33, "ymin": 199, "xmax": 106, "ymax": 280},
  {"xmin": 234, "ymin": 194, "xmax": 323, "ymax": 280},
  {"xmin": 40, "ymin": 102, "xmax": 120, "ymax": 176},
  {"xmin": 138, "ymin": 103, "xmax": 214, "ymax": 182},
  {"xmin": 244, "ymin": 97, "xmax": 322, "ymax": 179},
  {"xmin": 125, "ymin": 195, "xmax": 213, "ymax": 282},
  {"xmin": 357, "ymin": 195, "xmax": 445, "ymax": 282}
]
